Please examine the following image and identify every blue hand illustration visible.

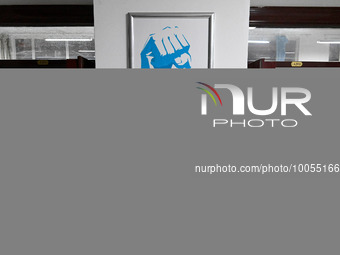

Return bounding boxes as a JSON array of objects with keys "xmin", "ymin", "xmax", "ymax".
[{"xmin": 141, "ymin": 26, "xmax": 192, "ymax": 69}]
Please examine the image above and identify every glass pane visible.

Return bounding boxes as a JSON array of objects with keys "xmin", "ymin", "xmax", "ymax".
[
  {"xmin": 0, "ymin": 27, "xmax": 94, "ymax": 60},
  {"xmin": 69, "ymin": 40, "xmax": 95, "ymax": 60},
  {"xmin": 35, "ymin": 39, "xmax": 66, "ymax": 59},
  {"xmin": 248, "ymin": 28, "xmax": 340, "ymax": 62},
  {"xmin": 15, "ymin": 39, "xmax": 32, "ymax": 59}
]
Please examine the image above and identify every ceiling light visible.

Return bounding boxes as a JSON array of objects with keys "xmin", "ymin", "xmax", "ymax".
[
  {"xmin": 45, "ymin": 38, "xmax": 93, "ymax": 42},
  {"xmin": 248, "ymin": 40, "xmax": 270, "ymax": 44},
  {"xmin": 317, "ymin": 40, "xmax": 340, "ymax": 44}
]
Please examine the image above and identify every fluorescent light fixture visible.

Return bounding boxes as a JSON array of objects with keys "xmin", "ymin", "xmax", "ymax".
[
  {"xmin": 317, "ymin": 40, "xmax": 340, "ymax": 44},
  {"xmin": 45, "ymin": 38, "xmax": 93, "ymax": 42},
  {"xmin": 249, "ymin": 27, "xmax": 256, "ymax": 30},
  {"xmin": 78, "ymin": 50, "xmax": 95, "ymax": 53},
  {"xmin": 248, "ymin": 40, "xmax": 270, "ymax": 44}
]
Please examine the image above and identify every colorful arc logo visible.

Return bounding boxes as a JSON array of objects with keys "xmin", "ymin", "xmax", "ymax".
[{"xmin": 196, "ymin": 82, "xmax": 222, "ymax": 115}]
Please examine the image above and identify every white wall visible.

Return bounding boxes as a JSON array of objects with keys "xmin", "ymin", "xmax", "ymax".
[
  {"xmin": 251, "ymin": 0, "xmax": 340, "ymax": 7},
  {"xmin": 94, "ymin": 0, "xmax": 250, "ymax": 68}
]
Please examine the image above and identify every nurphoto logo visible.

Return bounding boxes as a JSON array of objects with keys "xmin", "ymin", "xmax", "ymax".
[{"xmin": 196, "ymin": 82, "xmax": 312, "ymax": 128}]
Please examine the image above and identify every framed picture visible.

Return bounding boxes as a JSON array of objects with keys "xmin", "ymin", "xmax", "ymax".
[{"xmin": 128, "ymin": 12, "xmax": 215, "ymax": 69}]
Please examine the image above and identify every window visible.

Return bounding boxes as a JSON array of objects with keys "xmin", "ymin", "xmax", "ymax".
[
  {"xmin": 248, "ymin": 7, "xmax": 340, "ymax": 64},
  {"xmin": 0, "ymin": 27, "xmax": 95, "ymax": 60},
  {"xmin": 249, "ymin": 28, "xmax": 340, "ymax": 62}
]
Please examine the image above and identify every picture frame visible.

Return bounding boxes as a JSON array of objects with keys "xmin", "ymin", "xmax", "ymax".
[{"xmin": 128, "ymin": 12, "xmax": 215, "ymax": 69}]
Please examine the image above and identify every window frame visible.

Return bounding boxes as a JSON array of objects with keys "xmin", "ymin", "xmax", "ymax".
[
  {"xmin": 0, "ymin": 5, "xmax": 94, "ymax": 27},
  {"xmin": 250, "ymin": 7, "xmax": 340, "ymax": 28}
]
